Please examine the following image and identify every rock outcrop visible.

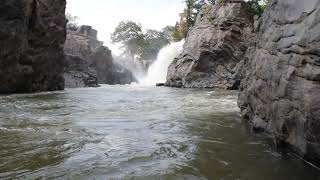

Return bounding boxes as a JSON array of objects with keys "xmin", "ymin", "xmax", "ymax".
[
  {"xmin": 64, "ymin": 55, "xmax": 98, "ymax": 88},
  {"xmin": 238, "ymin": 0, "xmax": 320, "ymax": 163},
  {"xmin": 64, "ymin": 26, "xmax": 135, "ymax": 88},
  {"xmin": 0, "ymin": 0, "xmax": 66, "ymax": 93},
  {"xmin": 165, "ymin": 2, "xmax": 255, "ymax": 89}
]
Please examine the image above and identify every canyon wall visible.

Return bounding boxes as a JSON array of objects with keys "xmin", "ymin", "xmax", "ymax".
[
  {"xmin": 165, "ymin": 2, "xmax": 255, "ymax": 89},
  {"xmin": 0, "ymin": 0, "xmax": 67, "ymax": 93},
  {"xmin": 238, "ymin": 0, "xmax": 320, "ymax": 162},
  {"xmin": 64, "ymin": 26, "xmax": 136, "ymax": 87},
  {"xmin": 166, "ymin": 0, "xmax": 320, "ymax": 163}
]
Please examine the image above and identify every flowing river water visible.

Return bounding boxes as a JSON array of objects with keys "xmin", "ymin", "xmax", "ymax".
[{"xmin": 0, "ymin": 85, "xmax": 319, "ymax": 179}]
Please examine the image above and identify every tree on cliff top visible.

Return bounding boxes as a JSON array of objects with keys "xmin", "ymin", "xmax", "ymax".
[
  {"xmin": 171, "ymin": 0, "xmax": 270, "ymax": 42},
  {"xmin": 111, "ymin": 21, "xmax": 145, "ymax": 59},
  {"xmin": 111, "ymin": 21, "xmax": 171, "ymax": 60},
  {"xmin": 185, "ymin": 0, "xmax": 208, "ymax": 28},
  {"xmin": 171, "ymin": 0, "xmax": 212, "ymax": 41},
  {"xmin": 140, "ymin": 29, "xmax": 170, "ymax": 60}
]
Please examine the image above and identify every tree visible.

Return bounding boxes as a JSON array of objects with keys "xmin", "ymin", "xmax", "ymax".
[
  {"xmin": 259, "ymin": 0, "xmax": 271, "ymax": 12},
  {"xmin": 244, "ymin": 0, "xmax": 271, "ymax": 15},
  {"xmin": 140, "ymin": 30, "xmax": 170, "ymax": 60},
  {"xmin": 172, "ymin": 23, "xmax": 183, "ymax": 42},
  {"xmin": 111, "ymin": 21, "xmax": 145, "ymax": 59},
  {"xmin": 171, "ymin": 0, "xmax": 269, "ymax": 42},
  {"xmin": 162, "ymin": 26, "xmax": 176, "ymax": 42},
  {"xmin": 66, "ymin": 13, "xmax": 79, "ymax": 31},
  {"xmin": 184, "ymin": 0, "xmax": 208, "ymax": 28},
  {"xmin": 111, "ymin": 21, "xmax": 171, "ymax": 60},
  {"xmin": 170, "ymin": 0, "xmax": 212, "ymax": 42}
]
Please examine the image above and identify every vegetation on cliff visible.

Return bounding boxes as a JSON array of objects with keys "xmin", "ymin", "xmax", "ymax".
[
  {"xmin": 111, "ymin": 21, "xmax": 172, "ymax": 61},
  {"xmin": 171, "ymin": 0, "xmax": 270, "ymax": 41}
]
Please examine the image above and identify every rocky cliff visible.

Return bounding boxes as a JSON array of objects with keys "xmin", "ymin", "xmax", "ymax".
[
  {"xmin": 238, "ymin": 0, "xmax": 320, "ymax": 163},
  {"xmin": 0, "ymin": 0, "xmax": 66, "ymax": 93},
  {"xmin": 64, "ymin": 26, "xmax": 135, "ymax": 87},
  {"xmin": 165, "ymin": 2, "xmax": 255, "ymax": 89}
]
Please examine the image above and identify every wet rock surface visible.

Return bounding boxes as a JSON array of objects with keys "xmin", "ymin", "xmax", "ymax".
[
  {"xmin": 0, "ymin": 0, "xmax": 67, "ymax": 93},
  {"xmin": 64, "ymin": 26, "xmax": 135, "ymax": 88},
  {"xmin": 238, "ymin": 0, "xmax": 320, "ymax": 164},
  {"xmin": 166, "ymin": 2, "xmax": 255, "ymax": 89}
]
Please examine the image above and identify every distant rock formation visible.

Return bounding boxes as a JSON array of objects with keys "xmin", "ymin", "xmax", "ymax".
[
  {"xmin": 238, "ymin": 0, "xmax": 320, "ymax": 163},
  {"xmin": 64, "ymin": 55, "xmax": 98, "ymax": 88},
  {"xmin": 64, "ymin": 25, "xmax": 135, "ymax": 88},
  {"xmin": 0, "ymin": 0, "xmax": 67, "ymax": 93},
  {"xmin": 165, "ymin": 1, "xmax": 255, "ymax": 89}
]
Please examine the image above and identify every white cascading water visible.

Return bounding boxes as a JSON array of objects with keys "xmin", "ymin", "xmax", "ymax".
[{"xmin": 139, "ymin": 40, "xmax": 185, "ymax": 85}]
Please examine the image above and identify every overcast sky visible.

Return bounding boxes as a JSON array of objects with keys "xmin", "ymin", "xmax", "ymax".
[{"xmin": 66, "ymin": 0, "xmax": 185, "ymax": 55}]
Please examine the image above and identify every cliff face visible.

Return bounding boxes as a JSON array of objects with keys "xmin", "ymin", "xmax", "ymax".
[
  {"xmin": 238, "ymin": 0, "xmax": 320, "ymax": 162},
  {"xmin": 0, "ymin": 0, "xmax": 66, "ymax": 93},
  {"xmin": 165, "ymin": 2, "xmax": 255, "ymax": 89},
  {"xmin": 64, "ymin": 26, "xmax": 135, "ymax": 87},
  {"xmin": 64, "ymin": 55, "xmax": 98, "ymax": 88}
]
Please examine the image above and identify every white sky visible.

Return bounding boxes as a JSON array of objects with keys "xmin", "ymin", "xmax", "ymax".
[{"xmin": 66, "ymin": 0, "xmax": 185, "ymax": 55}]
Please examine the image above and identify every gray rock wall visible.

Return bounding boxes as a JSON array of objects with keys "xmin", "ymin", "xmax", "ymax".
[
  {"xmin": 64, "ymin": 26, "xmax": 135, "ymax": 88},
  {"xmin": 0, "ymin": 0, "xmax": 66, "ymax": 93},
  {"xmin": 165, "ymin": 2, "xmax": 255, "ymax": 89},
  {"xmin": 64, "ymin": 55, "xmax": 98, "ymax": 88},
  {"xmin": 238, "ymin": 0, "xmax": 320, "ymax": 163}
]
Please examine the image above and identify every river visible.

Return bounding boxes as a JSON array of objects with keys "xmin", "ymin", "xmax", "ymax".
[{"xmin": 0, "ymin": 85, "xmax": 319, "ymax": 179}]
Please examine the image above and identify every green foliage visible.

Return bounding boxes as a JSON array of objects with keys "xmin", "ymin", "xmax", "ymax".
[
  {"xmin": 172, "ymin": 20, "xmax": 188, "ymax": 42},
  {"xmin": 162, "ymin": 26, "xmax": 176, "ymax": 42},
  {"xmin": 172, "ymin": 24, "xmax": 184, "ymax": 42},
  {"xmin": 170, "ymin": 0, "xmax": 270, "ymax": 42},
  {"xmin": 111, "ymin": 21, "xmax": 171, "ymax": 60},
  {"xmin": 111, "ymin": 21, "xmax": 145, "ymax": 58},
  {"xmin": 170, "ymin": 0, "xmax": 216, "ymax": 42},
  {"xmin": 185, "ymin": 0, "xmax": 208, "ymax": 27},
  {"xmin": 260, "ymin": 0, "xmax": 271, "ymax": 12},
  {"xmin": 140, "ymin": 29, "xmax": 170, "ymax": 60},
  {"xmin": 245, "ymin": 0, "xmax": 271, "ymax": 16}
]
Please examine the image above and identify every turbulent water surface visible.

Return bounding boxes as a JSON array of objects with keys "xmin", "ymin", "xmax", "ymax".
[{"xmin": 0, "ymin": 85, "xmax": 319, "ymax": 179}]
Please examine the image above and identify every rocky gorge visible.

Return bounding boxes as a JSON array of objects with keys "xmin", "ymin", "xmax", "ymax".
[
  {"xmin": 166, "ymin": 0, "xmax": 320, "ymax": 165},
  {"xmin": 0, "ymin": 0, "xmax": 319, "ymax": 177},
  {"xmin": 165, "ymin": 2, "xmax": 255, "ymax": 89},
  {"xmin": 0, "ymin": 0, "xmax": 135, "ymax": 92}
]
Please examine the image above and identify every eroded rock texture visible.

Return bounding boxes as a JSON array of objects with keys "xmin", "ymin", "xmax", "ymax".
[
  {"xmin": 0, "ymin": 0, "xmax": 67, "ymax": 93},
  {"xmin": 166, "ymin": 2, "xmax": 255, "ymax": 89},
  {"xmin": 64, "ymin": 26, "xmax": 135, "ymax": 88},
  {"xmin": 238, "ymin": 0, "xmax": 320, "ymax": 163}
]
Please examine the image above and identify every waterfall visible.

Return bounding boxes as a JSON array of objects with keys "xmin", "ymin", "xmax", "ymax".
[{"xmin": 139, "ymin": 40, "xmax": 185, "ymax": 85}]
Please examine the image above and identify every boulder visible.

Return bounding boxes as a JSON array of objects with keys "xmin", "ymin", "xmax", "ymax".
[
  {"xmin": 165, "ymin": 1, "xmax": 255, "ymax": 89},
  {"xmin": 0, "ymin": 0, "xmax": 67, "ymax": 93},
  {"xmin": 238, "ymin": 0, "xmax": 320, "ymax": 163}
]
